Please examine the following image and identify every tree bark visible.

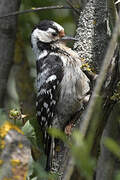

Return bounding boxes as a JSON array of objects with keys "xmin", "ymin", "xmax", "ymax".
[
  {"xmin": 74, "ymin": 0, "xmax": 109, "ymax": 72},
  {"xmin": 0, "ymin": 0, "xmax": 21, "ymax": 107}
]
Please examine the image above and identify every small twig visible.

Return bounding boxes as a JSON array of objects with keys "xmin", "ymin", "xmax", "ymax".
[
  {"xmin": 66, "ymin": 0, "xmax": 80, "ymax": 15},
  {"xmin": 0, "ymin": 5, "xmax": 74, "ymax": 19},
  {"xmin": 62, "ymin": 157, "xmax": 75, "ymax": 180}
]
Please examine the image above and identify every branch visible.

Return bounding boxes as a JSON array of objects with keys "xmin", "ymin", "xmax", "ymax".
[
  {"xmin": 66, "ymin": 0, "xmax": 80, "ymax": 15},
  {"xmin": 62, "ymin": 157, "xmax": 75, "ymax": 180},
  {"xmin": 0, "ymin": 5, "xmax": 74, "ymax": 19}
]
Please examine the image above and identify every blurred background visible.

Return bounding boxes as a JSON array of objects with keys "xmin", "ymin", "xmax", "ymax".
[{"xmin": 6, "ymin": 0, "xmax": 77, "ymax": 119}]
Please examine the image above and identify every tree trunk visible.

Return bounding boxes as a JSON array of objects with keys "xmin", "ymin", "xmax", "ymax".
[
  {"xmin": 0, "ymin": 0, "xmax": 21, "ymax": 107},
  {"xmin": 74, "ymin": 0, "xmax": 109, "ymax": 72}
]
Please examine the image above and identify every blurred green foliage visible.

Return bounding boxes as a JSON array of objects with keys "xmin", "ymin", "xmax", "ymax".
[
  {"xmin": 71, "ymin": 131, "xmax": 95, "ymax": 180},
  {"xmin": 104, "ymin": 137, "xmax": 120, "ymax": 159}
]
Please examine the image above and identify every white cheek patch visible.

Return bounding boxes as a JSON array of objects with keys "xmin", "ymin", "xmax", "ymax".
[
  {"xmin": 47, "ymin": 28, "xmax": 56, "ymax": 33},
  {"xmin": 33, "ymin": 28, "xmax": 52, "ymax": 43}
]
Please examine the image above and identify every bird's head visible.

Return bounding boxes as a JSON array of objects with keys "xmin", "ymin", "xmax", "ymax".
[
  {"xmin": 31, "ymin": 20, "xmax": 76, "ymax": 59},
  {"xmin": 31, "ymin": 20, "xmax": 65, "ymax": 44}
]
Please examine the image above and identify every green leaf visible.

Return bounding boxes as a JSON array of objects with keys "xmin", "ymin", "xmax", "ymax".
[
  {"xmin": 48, "ymin": 128, "xmax": 68, "ymax": 143},
  {"xmin": 22, "ymin": 120, "xmax": 36, "ymax": 143},
  {"xmin": 22, "ymin": 120, "xmax": 46, "ymax": 165},
  {"xmin": 72, "ymin": 130, "xmax": 84, "ymax": 146},
  {"xmin": 32, "ymin": 161, "xmax": 57, "ymax": 180},
  {"xmin": 104, "ymin": 137, "xmax": 120, "ymax": 158},
  {"xmin": 71, "ymin": 131, "xmax": 95, "ymax": 179}
]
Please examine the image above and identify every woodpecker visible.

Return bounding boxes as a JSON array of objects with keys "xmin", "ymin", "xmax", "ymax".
[{"xmin": 31, "ymin": 20, "xmax": 90, "ymax": 169}]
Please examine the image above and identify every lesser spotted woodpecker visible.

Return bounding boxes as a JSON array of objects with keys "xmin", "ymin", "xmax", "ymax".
[{"xmin": 31, "ymin": 20, "xmax": 90, "ymax": 168}]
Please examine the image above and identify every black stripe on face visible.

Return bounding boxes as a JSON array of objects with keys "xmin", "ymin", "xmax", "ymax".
[{"xmin": 37, "ymin": 41, "xmax": 51, "ymax": 51}]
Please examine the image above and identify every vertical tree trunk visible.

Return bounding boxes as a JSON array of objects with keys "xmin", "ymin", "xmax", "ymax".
[
  {"xmin": 73, "ymin": 1, "xmax": 120, "ymax": 180},
  {"xmin": 74, "ymin": 0, "xmax": 109, "ymax": 72},
  {"xmin": 0, "ymin": 0, "xmax": 21, "ymax": 107}
]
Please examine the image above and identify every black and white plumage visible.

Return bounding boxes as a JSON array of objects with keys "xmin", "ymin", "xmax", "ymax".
[{"xmin": 31, "ymin": 20, "xmax": 90, "ymax": 168}]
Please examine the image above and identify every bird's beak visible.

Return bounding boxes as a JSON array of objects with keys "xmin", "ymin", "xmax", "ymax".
[{"xmin": 60, "ymin": 36, "xmax": 77, "ymax": 41}]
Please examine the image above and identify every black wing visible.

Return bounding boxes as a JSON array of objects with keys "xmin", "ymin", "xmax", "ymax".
[{"xmin": 36, "ymin": 54, "xmax": 63, "ymax": 140}]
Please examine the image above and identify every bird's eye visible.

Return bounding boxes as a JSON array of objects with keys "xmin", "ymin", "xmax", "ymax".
[{"xmin": 52, "ymin": 32, "xmax": 58, "ymax": 37}]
